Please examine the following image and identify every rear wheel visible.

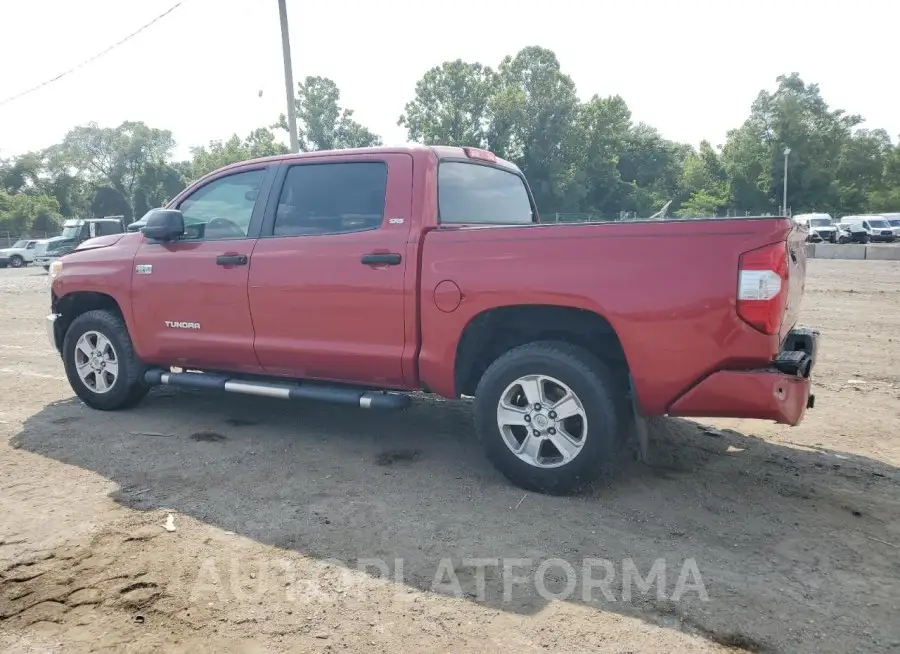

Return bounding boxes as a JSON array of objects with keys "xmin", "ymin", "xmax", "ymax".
[
  {"xmin": 473, "ymin": 341, "xmax": 620, "ymax": 494},
  {"xmin": 62, "ymin": 309, "xmax": 149, "ymax": 410}
]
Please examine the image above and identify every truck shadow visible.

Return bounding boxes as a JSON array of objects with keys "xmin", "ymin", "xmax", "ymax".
[{"xmin": 10, "ymin": 389, "xmax": 900, "ymax": 652}]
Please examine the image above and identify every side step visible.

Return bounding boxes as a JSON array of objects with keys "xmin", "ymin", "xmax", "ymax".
[{"xmin": 143, "ymin": 370, "xmax": 411, "ymax": 409}]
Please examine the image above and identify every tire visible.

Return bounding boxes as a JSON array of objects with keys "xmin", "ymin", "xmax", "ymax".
[
  {"xmin": 43, "ymin": 265, "xmax": 50, "ymax": 272},
  {"xmin": 473, "ymin": 341, "xmax": 620, "ymax": 494},
  {"xmin": 9, "ymin": 255, "xmax": 24, "ymax": 268},
  {"xmin": 62, "ymin": 309, "xmax": 149, "ymax": 411}
]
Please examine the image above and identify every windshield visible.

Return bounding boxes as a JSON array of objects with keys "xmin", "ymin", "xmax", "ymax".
[
  {"xmin": 810, "ymin": 218, "xmax": 832, "ymax": 227},
  {"xmin": 60, "ymin": 226, "xmax": 82, "ymax": 239},
  {"xmin": 868, "ymin": 219, "xmax": 890, "ymax": 229},
  {"xmin": 10, "ymin": 240, "xmax": 27, "ymax": 249},
  {"xmin": 888, "ymin": 219, "xmax": 900, "ymax": 227}
]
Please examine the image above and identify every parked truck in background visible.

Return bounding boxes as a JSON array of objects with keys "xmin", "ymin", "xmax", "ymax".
[
  {"xmin": 0, "ymin": 238, "xmax": 45, "ymax": 268},
  {"xmin": 44, "ymin": 146, "xmax": 819, "ymax": 493},
  {"xmin": 34, "ymin": 217, "xmax": 125, "ymax": 271}
]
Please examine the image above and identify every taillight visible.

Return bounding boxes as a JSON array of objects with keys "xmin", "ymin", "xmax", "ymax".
[{"xmin": 737, "ymin": 241, "xmax": 789, "ymax": 335}]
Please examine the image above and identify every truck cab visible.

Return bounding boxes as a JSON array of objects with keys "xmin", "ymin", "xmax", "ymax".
[{"xmin": 34, "ymin": 218, "xmax": 125, "ymax": 270}]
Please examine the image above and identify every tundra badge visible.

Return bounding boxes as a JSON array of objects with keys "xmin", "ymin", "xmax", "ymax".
[
  {"xmin": 165, "ymin": 321, "xmax": 201, "ymax": 330},
  {"xmin": 135, "ymin": 264, "xmax": 152, "ymax": 275}
]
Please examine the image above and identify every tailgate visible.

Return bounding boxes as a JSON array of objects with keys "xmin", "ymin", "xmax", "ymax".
[{"xmin": 780, "ymin": 222, "xmax": 808, "ymax": 342}]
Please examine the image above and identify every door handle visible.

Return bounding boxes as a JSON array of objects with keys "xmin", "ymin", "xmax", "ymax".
[
  {"xmin": 361, "ymin": 253, "xmax": 402, "ymax": 266},
  {"xmin": 216, "ymin": 254, "xmax": 248, "ymax": 266}
]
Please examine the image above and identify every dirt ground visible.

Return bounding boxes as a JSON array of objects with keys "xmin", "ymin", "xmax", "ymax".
[{"xmin": 0, "ymin": 261, "xmax": 898, "ymax": 653}]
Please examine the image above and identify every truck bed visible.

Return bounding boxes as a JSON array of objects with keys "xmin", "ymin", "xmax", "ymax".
[{"xmin": 417, "ymin": 216, "xmax": 807, "ymax": 416}]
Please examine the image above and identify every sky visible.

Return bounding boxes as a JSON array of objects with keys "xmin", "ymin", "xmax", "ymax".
[{"xmin": 1, "ymin": 0, "xmax": 898, "ymax": 161}]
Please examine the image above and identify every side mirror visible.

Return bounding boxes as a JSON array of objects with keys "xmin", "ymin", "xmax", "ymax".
[{"xmin": 141, "ymin": 209, "xmax": 185, "ymax": 242}]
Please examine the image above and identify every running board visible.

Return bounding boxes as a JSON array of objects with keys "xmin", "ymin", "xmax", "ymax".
[{"xmin": 143, "ymin": 370, "xmax": 411, "ymax": 409}]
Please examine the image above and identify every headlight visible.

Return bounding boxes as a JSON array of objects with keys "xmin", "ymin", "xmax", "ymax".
[{"xmin": 48, "ymin": 260, "xmax": 63, "ymax": 279}]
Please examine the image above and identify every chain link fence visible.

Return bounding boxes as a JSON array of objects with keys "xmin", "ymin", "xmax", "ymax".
[
  {"xmin": 542, "ymin": 210, "xmax": 780, "ymax": 223},
  {"xmin": 1, "ymin": 232, "xmax": 57, "ymax": 248}
]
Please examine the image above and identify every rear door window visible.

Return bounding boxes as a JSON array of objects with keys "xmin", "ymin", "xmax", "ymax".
[
  {"xmin": 438, "ymin": 162, "xmax": 534, "ymax": 225},
  {"xmin": 273, "ymin": 162, "xmax": 388, "ymax": 236}
]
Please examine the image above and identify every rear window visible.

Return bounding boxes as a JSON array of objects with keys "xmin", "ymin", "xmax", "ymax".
[
  {"xmin": 95, "ymin": 221, "xmax": 121, "ymax": 236},
  {"xmin": 438, "ymin": 162, "xmax": 533, "ymax": 225}
]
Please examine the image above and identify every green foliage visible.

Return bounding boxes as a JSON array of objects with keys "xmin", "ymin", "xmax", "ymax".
[
  {"xmin": 189, "ymin": 128, "xmax": 288, "ymax": 179},
  {"xmin": 398, "ymin": 60, "xmax": 497, "ymax": 148},
  {"xmin": 275, "ymin": 76, "xmax": 382, "ymax": 152},
  {"xmin": 2, "ymin": 56, "xmax": 899, "ymax": 239},
  {"xmin": 0, "ymin": 190, "xmax": 61, "ymax": 235},
  {"xmin": 400, "ymin": 55, "xmax": 900, "ymax": 217}
]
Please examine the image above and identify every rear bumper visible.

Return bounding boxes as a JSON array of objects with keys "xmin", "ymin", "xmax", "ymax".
[{"xmin": 667, "ymin": 327, "xmax": 819, "ymax": 426}]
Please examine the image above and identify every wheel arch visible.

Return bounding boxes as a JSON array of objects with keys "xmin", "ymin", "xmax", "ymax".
[
  {"xmin": 453, "ymin": 304, "xmax": 631, "ymax": 400},
  {"xmin": 52, "ymin": 291, "xmax": 125, "ymax": 352}
]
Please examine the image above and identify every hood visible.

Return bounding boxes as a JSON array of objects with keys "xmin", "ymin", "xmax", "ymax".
[
  {"xmin": 813, "ymin": 225, "xmax": 836, "ymax": 231},
  {"xmin": 45, "ymin": 238, "xmax": 76, "ymax": 252},
  {"xmin": 73, "ymin": 234, "xmax": 126, "ymax": 252},
  {"xmin": 0, "ymin": 249, "xmax": 11, "ymax": 257}
]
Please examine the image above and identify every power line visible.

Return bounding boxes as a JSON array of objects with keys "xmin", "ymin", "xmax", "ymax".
[{"xmin": 0, "ymin": 1, "xmax": 188, "ymax": 107}]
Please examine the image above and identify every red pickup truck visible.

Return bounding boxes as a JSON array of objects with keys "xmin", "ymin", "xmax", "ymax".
[{"xmin": 46, "ymin": 145, "xmax": 818, "ymax": 493}]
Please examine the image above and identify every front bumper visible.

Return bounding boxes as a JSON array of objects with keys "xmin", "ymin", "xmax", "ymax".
[
  {"xmin": 46, "ymin": 313, "xmax": 60, "ymax": 351},
  {"xmin": 668, "ymin": 327, "xmax": 819, "ymax": 426}
]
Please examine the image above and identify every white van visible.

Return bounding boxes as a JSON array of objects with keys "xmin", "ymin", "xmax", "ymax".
[
  {"xmin": 880, "ymin": 213, "xmax": 900, "ymax": 237},
  {"xmin": 837, "ymin": 215, "xmax": 896, "ymax": 243},
  {"xmin": 793, "ymin": 213, "xmax": 838, "ymax": 242}
]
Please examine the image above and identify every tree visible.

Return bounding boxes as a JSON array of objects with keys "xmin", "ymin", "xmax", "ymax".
[
  {"xmin": 490, "ymin": 46, "xmax": 581, "ymax": 211},
  {"xmin": 0, "ymin": 190, "xmax": 61, "ymax": 236},
  {"xmin": 568, "ymin": 94, "xmax": 632, "ymax": 214},
  {"xmin": 398, "ymin": 60, "xmax": 498, "ymax": 148},
  {"xmin": 276, "ymin": 76, "xmax": 382, "ymax": 151},
  {"xmin": 190, "ymin": 127, "xmax": 287, "ymax": 178},
  {"xmin": 617, "ymin": 124, "xmax": 687, "ymax": 215},
  {"xmin": 90, "ymin": 187, "xmax": 132, "ymax": 221},
  {"xmin": 718, "ymin": 73, "xmax": 882, "ymax": 216},
  {"xmin": 54, "ymin": 121, "xmax": 176, "ymax": 218},
  {"xmin": 0, "ymin": 153, "xmax": 43, "ymax": 194}
]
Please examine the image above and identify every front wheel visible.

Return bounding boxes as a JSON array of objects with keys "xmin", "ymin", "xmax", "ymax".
[
  {"xmin": 9, "ymin": 255, "xmax": 24, "ymax": 268},
  {"xmin": 62, "ymin": 309, "xmax": 149, "ymax": 410},
  {"xmin": 473, "ymin": 341, "xmax": 620, "ymax": 494}
]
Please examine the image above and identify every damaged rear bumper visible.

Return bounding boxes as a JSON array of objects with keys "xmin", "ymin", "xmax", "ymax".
[{"xmin": 667, "ymin": 327, "xmax": 819, "ymax": 426}]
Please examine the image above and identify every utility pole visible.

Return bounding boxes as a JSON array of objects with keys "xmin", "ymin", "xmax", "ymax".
[
  {"xmin": 782, "ymin": 147, "xmax": 791, "ymax": 217},
  {"xmin": 278, "ymin": 0, "xmax": 300, "ymax": 153}
]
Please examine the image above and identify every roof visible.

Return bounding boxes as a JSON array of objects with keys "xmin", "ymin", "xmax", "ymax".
[{"xmin": 208, "ymin": 145, "xmax": 521, "ymax": 179}]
